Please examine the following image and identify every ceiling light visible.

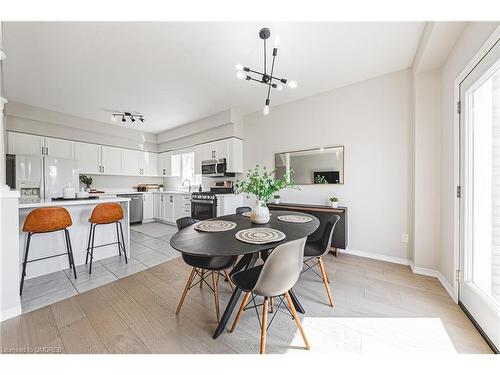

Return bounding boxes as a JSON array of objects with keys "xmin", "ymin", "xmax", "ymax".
[
  {"xmin": 112, "ymin": 115, "xmax": 116, "ymax": 122},
  {"xmin": 122, "ymin": 116, "xmax": 126, "ymax": 122},
  {"xmin": 140, "ymin": 117, "xmax": 144, "ymax": 123},
  {"xmin": 113, "ymin": 112, "xmax": 145, "ymax": 125},
  {"xmin": 131, "ymin": 116, "xmax": 135, "ymax": 122},
  {"xmin": 236, "ymin": 71, "xmax": 246, "ymax": 80},
  {"xmin": 236, "ymin": 27, "xmax": 297, "ymax": 116}
]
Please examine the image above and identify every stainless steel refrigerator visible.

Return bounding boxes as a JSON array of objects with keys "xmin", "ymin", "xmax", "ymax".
[{"xmin": 6, "ymin": 154, "xmax": 79, "ymax": 203}]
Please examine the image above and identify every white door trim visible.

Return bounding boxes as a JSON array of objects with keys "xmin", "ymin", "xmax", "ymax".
[{"xmin": 453, "ymin": 25, "xmax": 500, "ymax": 304}]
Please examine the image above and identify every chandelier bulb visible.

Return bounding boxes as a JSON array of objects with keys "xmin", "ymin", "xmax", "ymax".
[
  {"xmin": 236, "ymin": 71, "xmax": 246, "ymax": 80},
  {"xmin": 263, "ymin": 105, "xmax": 270, "ymax": 116},
  {"xmin": 235, "ymin": 64, "xmax": 243, "ymax": 71},
  {"xmin": 112, "ymin": 115, "xmax": 116, "ymax": 122},
  {"xmin": 276, "ymin": 84, "xmax": 284, "ymax": 91},
  {"xmin": 287, "ymin": 80, "xmax": 298, "ymax": 89}
]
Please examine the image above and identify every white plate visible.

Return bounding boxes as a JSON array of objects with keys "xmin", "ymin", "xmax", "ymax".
[
  {"xmin": 277, "ymin": 215, "xmax": 313, "ymax": 223},
  {"xmin": 194, "ymin": 220, "xmax": 237, "ymax": 232}
]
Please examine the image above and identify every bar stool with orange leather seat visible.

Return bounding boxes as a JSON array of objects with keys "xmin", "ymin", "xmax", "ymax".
[
  {"xmin": 86, "ymin": 202, "xmax": 128, "ymax": 274},
  {"xmin": 20, "ymin": 207, "xmax": 77, "ymax": 295}
]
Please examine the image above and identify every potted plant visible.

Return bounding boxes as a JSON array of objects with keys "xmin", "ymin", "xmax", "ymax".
[
  {"xmin": 274, "ymin": 194, "xmax": 281, "ymax": 204},
  {"xmin": 235, "ymin": 165, "xmax": 297, "ymax": 224},
  {"xmin": 79, "ymin": 175, "xmax": 93, "ymax": 192},
  {"xmin": 328, "ymin": 196, "xmax": 339, "ymax": 208}
]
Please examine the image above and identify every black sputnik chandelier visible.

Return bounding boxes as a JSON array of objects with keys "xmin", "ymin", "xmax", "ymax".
[{"xmin": 235, "ymin": 27, "xmax": 297, "ymax": 116}]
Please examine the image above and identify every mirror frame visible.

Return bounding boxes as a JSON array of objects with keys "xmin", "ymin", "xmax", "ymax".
[{"xmin": 274, "ymin": 145, "xmax": 345, "ymax": 185}]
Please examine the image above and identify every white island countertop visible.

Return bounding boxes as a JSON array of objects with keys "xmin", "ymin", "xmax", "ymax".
[{"xmin": 18, "ymin": 197, "xmax": 130, "ymax": 209}]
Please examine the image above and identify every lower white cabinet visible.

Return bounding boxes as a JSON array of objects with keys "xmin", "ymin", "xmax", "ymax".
[
  {"xmin": 174, "ymin": 194, "xmax": 191, "ymax": 222},
  {"xmin": 153, "ymin": 193, "xmax": 176, "ymax": 223},
  {"xmin": 143, "ymin": 193, "xmax": 154, "ymax": 222}
]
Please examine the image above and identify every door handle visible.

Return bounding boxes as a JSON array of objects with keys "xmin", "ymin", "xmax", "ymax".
[
  {"xmin": 46, "ymin": 147, "xmax": 49, "ymax": 155},
  {"xmin": 41, "ymin": 146, "xmax": 44, "ymax": 155}
]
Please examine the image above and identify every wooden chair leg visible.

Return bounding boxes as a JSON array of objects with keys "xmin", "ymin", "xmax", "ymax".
[
  {"xmin": 176, "ymin": 267, "xmax": 197, "ymax": 315},
  {"xmin": 260, "ymin": 297, "xmax": 268, "ymax": 354},
  {"xmin": 212, "ymin": 271, "xmax": 220, "ymax": 322},
  {"xmin": 284, "ymin": 292, "xmax": 310, "ymax": 350},
  {"xmin": 319, "ymin": 256, "xmax": 330, "ymax": 283},
  {"xmin": 224, "ymin": 270, "xmax": 234, "ymax": 291},
  {"xmin": 318, "ymin": 258, "xmax": 334, "ymax": 307},
  {"xmin": 230, "ymin": 291, "xmax": 251, "ymax": 332},
  {"xmin": 200, "ymin": 270, "xmax": 205, "ymax": 288}
]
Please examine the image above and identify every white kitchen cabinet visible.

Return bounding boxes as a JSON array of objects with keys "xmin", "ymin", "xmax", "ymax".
[
  {"xmin": 121, "ymin": 149, "xmax": 140, "ymax": 176},
  {"xmin": 158, "ymin": 152, "xmax": 172, "ymax": 176},
  {"xmin": 101, "ymin": 145, "xmax": 123, "ymax": 175},
  {"xmin": 140, "ymin": 152, "xmax": 158, "ymax": 176},
  {"xmin": 44, "ymin": 137, "xmax": 74, "ymax": 159},
  {"xmin": 7, "ymin": 132, "xmax": 44, "ymax": 156},
  {"xmin": 153, "ymin": 193, "xmax": 162, "ymax": 220},
  {"xmin": 171, "ymin": 154, "xmax": 181, "ymax": 177},
  {"xmin": 174, "ymin": 194, "xmax": 191, "ymax": 222},
  {"xmin": 226, "ymin": 138, "xmax": 243, "ymax": 173},
  {"xmin": 142, "ymin": 193, "xmax": 154, "ymax": 223},
  {"xmin": 164, "ymin": 194, "xmax": 175, "ymax": 223},
  {"xmin": 74, "ymin": 142, "xmax": 102, "ymax": 174}
]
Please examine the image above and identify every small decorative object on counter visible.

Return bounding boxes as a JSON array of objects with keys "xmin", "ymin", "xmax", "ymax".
[
  {"xmin": 159, "ymin": 184, "xmax": 164, "ymax": 192},
  {"xmin": 234, "ymin": 165, "xmax": 298, "ymax": 224},
  {"xmin": 274, "ymin": 194, "xmax": 280, "ymax": 204},
  {"xmin": 79, "ymin": 175, "xmax": 93, "ymax": 192},
  {"xmin": 328, "ymin": 195, "xmax": 339, "ymax": 208}
]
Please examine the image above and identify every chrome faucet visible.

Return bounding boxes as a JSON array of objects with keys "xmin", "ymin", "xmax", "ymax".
[{"xmin": 182, "ymin": 179, "xmax": 192, "ymax": 192}]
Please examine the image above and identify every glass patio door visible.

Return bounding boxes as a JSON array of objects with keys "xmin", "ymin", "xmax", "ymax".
[{"xmin": 459, "ymin": 38, "xmax": 500, "ymax": 352}]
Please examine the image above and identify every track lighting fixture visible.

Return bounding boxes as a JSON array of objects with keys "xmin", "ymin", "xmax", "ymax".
[
  {"xmin": 235, "ymin": 27, "xmax": 297, "ymax": 116},
  {"xmin": 112, "ymin": 112, "xmax": 145, "ymax": 125}
]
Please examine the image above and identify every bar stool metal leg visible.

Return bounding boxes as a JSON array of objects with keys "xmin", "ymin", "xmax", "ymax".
[
  {"xmin": 118, "ymin": 221, "xmax": 128, "ymax": 264},
  {"xmin": 85, "ymin": 223, "xmax": 93, "ymax": 265},
  {"xmin": 20, "ymin": 233, "xmax": 32, "ymax": 296},
  {"xmin": 64, "ymin": 229, "xmax": 77, "ymax": 279},
  {"xmin": 89, "ymin": 224, "xmax": 97, "ymax": 274},
  {"xmin": 115, "ymin": 222, "xmax": 122, "ymax": 256}
]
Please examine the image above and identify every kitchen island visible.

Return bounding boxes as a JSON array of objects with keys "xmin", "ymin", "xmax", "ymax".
[{"xmin": 18, "ymin": 197, "xmax": 130, "ymax": 280}]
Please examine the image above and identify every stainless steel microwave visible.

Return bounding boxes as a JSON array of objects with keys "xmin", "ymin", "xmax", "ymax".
[{"xmin": 201, "ymin": 158, "xmax": 227, "ymax": 177}]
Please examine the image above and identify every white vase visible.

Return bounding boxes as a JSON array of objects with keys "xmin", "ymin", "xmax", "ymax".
[
  {"xmin": 330, "ymin": 201, "xmax": 338, "ymax": 208},
  {"xmin": 274, "ymin": 198, "xmax": 280, "ymax": 204},
  {"xmin": 251, "ymin": 200, "xmax": 270, "ymax": 224}
]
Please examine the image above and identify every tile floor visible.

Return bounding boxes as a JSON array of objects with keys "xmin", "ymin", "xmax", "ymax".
[{"xmin": 21, "ymin": 222, "xmax": 180, "ymax": 313}]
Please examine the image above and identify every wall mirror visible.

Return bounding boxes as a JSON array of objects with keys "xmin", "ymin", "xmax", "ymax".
[{"xmin": 275, "ymin": 146, "xmax": 344, "ymax": 185}]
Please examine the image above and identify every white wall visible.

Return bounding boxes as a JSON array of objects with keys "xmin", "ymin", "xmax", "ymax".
[
  {"xmin": 440, "ymin": 22, "xmax": 500, "ymax": 286},
  {"xmin": 412, "ymin": 69, "xmax": 442, "ymax": 270},
  {"xmin": 243, "ymin": 69, "xmax": 413, "ymax": 260}
]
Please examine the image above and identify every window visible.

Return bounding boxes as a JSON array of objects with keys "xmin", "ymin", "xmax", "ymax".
[{"xmin": 172, "ymin": 151, "xmax": 201, "ymax": 186}]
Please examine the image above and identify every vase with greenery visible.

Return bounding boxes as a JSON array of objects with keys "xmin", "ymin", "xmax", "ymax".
[
  {"xmin": 79, "ymin": 175, "xmax": 93, "ymax": 192},
  {"xmin": 234, "ymin": 165, "xmax": 297, "ymax": 224},
  {"xmin": 328, "ymin": 195, "xmax": 339, "ymax": 208}
]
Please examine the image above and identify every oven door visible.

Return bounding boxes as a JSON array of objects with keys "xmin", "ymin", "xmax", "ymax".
[{"xmin": 191, "ymin": 199, "xmax": 217, "ymax": 220}]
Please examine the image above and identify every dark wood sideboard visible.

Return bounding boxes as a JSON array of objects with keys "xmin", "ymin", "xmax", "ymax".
[{"xmin": 267, "ymin": 202, "xmax": 348, "ymax": 256}]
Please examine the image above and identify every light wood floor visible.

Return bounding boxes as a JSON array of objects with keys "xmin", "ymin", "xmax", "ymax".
[{"xmin": 0, "ymin": 253, "xmax": 492, "ymax": 354}]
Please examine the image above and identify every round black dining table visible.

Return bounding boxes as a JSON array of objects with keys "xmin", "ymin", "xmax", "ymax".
[{"xmin": 170, "ymin": 210, "xmax": 319, "ymax": 339}]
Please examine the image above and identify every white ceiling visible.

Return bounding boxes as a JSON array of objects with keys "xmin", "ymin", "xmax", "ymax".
[{"xmin": 3, "ymin": 22, "xmax": 424, "ymax": 134}]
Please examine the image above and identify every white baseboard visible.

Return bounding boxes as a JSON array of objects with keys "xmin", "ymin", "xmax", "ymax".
[
  {"xmin": 338, "ymin": 248, "xmax": 457, "ymax": 302},
  {"xmin": 338, "ymin": 248, "xmax": 412, "ymax": 266},
  {"xmin": 0, "ymin": 305, "xmax": 22, "ymax": 322}
]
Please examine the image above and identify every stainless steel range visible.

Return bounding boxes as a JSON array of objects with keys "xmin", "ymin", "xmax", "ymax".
[{"xmin": 191, "ymin": 191, "xmax": 218, "ymax": 220}]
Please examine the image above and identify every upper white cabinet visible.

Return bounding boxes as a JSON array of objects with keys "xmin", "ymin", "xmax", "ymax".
[
  {"xmin": 226, "ymin": 138, "xmax": 243, "ymax": 173},
  {"xmin": 121, "ymin": 149, "xmax": 141, "ymax": 176},
  {"xmin": 193, "ymin": 137, "xmax": 243, "ymax": 174},
  {"xmin": 45, "ymin": 137, "xmax": 74, "ymax": 159},
  {"xmin": 8, "ymin": 132, "xmax": 76, "ymax": 159},
  {"xmin": 158, "ymin": 152, "xmax": 172, "ymax": 176},
  {"xmin": 8, "ymin": 132, "xmax": 44, "ymax": 156},
  {"xmin": 74, "ymin": 142, "xmax": 101, "ymax": 174},
  {"xmin": 140, "ymin": 152, "xmax": 158, "ymax": 176},
  {"xmin": 101, "ymin": 146, "xmax": 123, "ymax": 175}
]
